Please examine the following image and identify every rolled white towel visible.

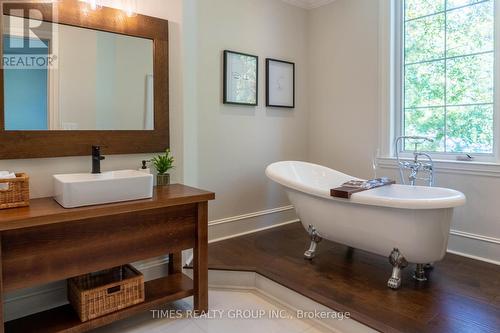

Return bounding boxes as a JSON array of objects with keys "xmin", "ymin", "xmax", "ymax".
[{"xmin": 0, "ymin": 171, "xmax": 16, "ymax": 190}]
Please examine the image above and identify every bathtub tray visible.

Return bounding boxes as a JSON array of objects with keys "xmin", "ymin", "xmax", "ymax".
[{"xmin": 331, "ymin": 179, "xmax": 396, "ymax": 199}]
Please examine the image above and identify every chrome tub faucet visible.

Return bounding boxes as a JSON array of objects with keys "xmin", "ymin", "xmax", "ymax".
[{"xmin": 395, "ymin": 136, "xmax": 434, "ymax": 187}]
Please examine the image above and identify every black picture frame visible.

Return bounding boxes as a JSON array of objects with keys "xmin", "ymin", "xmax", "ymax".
[
  {"xmin": 266, "ymin": 58, "xmax": 295, "ymax": 108},
  {"xmin": 223, "ymin": 50, "xmax": 259, "ymax": 106}
]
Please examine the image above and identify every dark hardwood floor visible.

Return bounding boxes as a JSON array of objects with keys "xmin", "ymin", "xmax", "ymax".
[{"xmin": 207, "ymin": 222, "xmax": 500, "ymax": 333}]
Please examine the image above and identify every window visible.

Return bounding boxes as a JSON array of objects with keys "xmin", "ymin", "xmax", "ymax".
[{"xmin": 400, "ymin": 0, "xmax": 495, "ymax": 155}]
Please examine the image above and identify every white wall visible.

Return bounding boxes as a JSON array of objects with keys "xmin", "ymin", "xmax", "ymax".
[
  {"xmin": 189, "ymin": 0, "xmax": 310, "ymax": 220},
  {"xmin": 307, "ymin": 0, "xmax": 500, "ymax": 264},
  {"xmin": 308, "ymin": 0, "xmax": 380, "ymax": 179}
]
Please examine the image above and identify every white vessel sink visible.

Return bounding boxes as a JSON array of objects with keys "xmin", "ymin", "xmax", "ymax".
[{"xmin": 53, "ymin": 170, "xmax": 153, "ymax": 208}]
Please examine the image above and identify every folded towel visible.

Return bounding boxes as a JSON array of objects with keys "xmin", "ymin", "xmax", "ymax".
[{"xmin": 0, "ymin": 171, "xmax": 16, "ymax": 190}]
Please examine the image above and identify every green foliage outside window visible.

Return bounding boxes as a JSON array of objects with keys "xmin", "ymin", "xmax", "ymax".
[{"xmin": 403, "ymin": 0, "xmax": 494, "ymax": 153}]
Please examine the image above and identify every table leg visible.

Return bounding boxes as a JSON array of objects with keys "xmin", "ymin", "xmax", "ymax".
[
  {"xmin": 193, "ymin": 202, "xmax": 208, "ymax": 313},
  {"xmin": 0, "ymin": 235, "xmax": 4, "ymax": 333},
  {"xmin": 168, "ymin": 252, "xmax": 182, "ymax": 274}
]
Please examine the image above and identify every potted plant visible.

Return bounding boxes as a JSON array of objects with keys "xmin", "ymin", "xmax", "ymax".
[{"xmin": 152, "ymin": 149, "xmax": 174, "ymax": 186}]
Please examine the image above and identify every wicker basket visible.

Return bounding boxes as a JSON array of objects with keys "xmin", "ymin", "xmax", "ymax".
[
  {"xmin": 68, "ymin": 265, "xmax": 145, "ymax": 322},
  {"xmin": 0, "ymin": 173, "xmax": 29, "ymax": 210}
]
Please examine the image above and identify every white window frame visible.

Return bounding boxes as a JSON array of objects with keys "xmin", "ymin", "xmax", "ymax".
[{"xmin": 381, "ymin": 0, "xmax": 500, "ymax": 164}]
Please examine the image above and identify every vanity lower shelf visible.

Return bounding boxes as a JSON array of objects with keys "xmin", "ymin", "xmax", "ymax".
[{"xmin": 5, "ymin": 272, "xmax": 194, "ymax": 333}]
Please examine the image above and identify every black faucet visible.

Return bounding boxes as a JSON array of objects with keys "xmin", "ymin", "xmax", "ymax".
[{"xmin": 91, "ymin": 145, "xmax": 105, "ymax": 174}]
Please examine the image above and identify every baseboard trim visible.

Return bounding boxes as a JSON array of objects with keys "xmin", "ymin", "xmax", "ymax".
[
  {"xmin": 132, "ymin": 256, "xmax": 170, "ymax": 270},
  {"xmin": 208, "ymin": 204, "xmax": 298, "ymax": 242},
  {"xmin": 447, "ymin": 229, "xmax": 500, "ymax": 265},
  {"xmin": 447, "ymin": 249, "xmax": 500, "ymax": 266},
  {"xmin": 209, "ymin": 219, "xmax": 300, "ymax": 244},
  {"xmin": 4, "ymin": 284, "xmax": 65, "ymax": 305},
  {"xmin": 208, "ymin": 205, "xmax": 294, "ymax": 226},
  {"xmin": 449, "ymin": 229, "xmax": 500, "ymax": 245}
]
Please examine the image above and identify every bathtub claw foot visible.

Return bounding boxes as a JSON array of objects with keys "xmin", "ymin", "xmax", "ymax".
[
  {"xmin": 388, "ymin": 275, "xmax": 402, "ymax": 289},
  {"xmin": 304, "ymin": 249, "xmax": 316, "ymax": 259},
  {"xmin": 413, "ymin": 264, "xmax": 427, "ymax": 282},
  {"xmin": 387, "ymin": 248, "xmax": 408, "ymax": 290},
  {"xmin": 304, "ymin": 225, "xmax": 322, "ymax": 260}
]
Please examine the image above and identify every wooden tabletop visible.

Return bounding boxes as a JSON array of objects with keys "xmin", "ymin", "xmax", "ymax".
[{"xmin": 0, "ymin": 185, "xmax": 215, "ymax": 232}]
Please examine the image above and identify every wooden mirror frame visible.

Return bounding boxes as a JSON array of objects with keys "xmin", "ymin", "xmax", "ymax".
[{"xmin": 0, "ymin": 0, "xmax": 169, "ymax": 159}]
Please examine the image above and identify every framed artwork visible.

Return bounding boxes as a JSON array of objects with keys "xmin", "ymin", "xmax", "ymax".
[
  {"xmin": 266, "ymin": 58, "xmax": 295, "ymax": 108},
  {"xmin": 223, "ymin": 50, "xmax": 258, "ymax": 106}
]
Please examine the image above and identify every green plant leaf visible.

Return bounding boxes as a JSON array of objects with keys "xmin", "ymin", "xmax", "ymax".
[{"xmin": 152, "ymin": 149, "xmax": 174, "ymax": 174}]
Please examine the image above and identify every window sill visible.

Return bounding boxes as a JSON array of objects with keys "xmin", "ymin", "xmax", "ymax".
[{"xmin": 377, "ymin": 156, "xmax": 500, "ymax": 178}]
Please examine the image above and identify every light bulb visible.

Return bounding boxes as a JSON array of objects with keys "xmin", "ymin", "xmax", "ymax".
[
  {"xmin": 89, "ymin": 0, "xmax": 100, "ymax": 10},
  {"xmin": 79, "ymin": 0, "xmax": 101, "ymax": 12},
  {"xmin": 123, "ymin": 0, "xmax": 137, "ymax": 17},
  {"xmin": 125, "ymin": 10, "xmax": 136, "ymax": 17}
]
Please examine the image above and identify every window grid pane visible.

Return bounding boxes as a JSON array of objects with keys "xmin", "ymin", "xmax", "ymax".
[
  {"xmin": 405, "ymin": 0, "xmax": 490, "ymax": 22},
  {"xmin": 405, "ymin": 0, "xmax": 445, "ymax": 21},
  {"xmin": 402, "ymin": 0, "xmax": 494, "ymax": 154}
]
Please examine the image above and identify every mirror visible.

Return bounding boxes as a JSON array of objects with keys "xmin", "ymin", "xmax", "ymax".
[
  {"xmin": 3, "ymin": 16, "xmax": 154, "ymax": 131},
  {"xmin": 0, "ymin": 0, "xmax": 169, "ymax": 159}
]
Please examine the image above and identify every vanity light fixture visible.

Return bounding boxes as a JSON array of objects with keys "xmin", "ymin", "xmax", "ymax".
[
  {"xmin": 79, "ymin": 0, "xmax": 137, "ymax": 18},
  {"xmin": 123, "ymin": 0, "xmax": 138, "ymax": 17},
  {"xmin": 79, "ymin": 0, "xmax": 102, "ymax": 12}
]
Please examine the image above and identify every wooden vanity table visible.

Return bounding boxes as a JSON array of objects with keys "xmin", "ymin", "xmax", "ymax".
[{"xmin": 0, "ymin": 185, "xmax": 214, "ymax": 333}]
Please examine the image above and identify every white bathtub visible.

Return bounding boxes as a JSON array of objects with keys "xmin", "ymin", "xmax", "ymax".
[{"xmin": 266, "ymin": 161, "xmax": 466, "ymax": 288}]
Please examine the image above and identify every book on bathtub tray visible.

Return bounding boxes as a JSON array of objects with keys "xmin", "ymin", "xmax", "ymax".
[{"xmin": 330, "ymin": 177, "xmax": 395, "ymax": 199}]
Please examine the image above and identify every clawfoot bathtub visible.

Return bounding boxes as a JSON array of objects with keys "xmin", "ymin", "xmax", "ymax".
[{"xmin": 265, "ymin": 161, "xmax": 466, "ymax": 289}]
